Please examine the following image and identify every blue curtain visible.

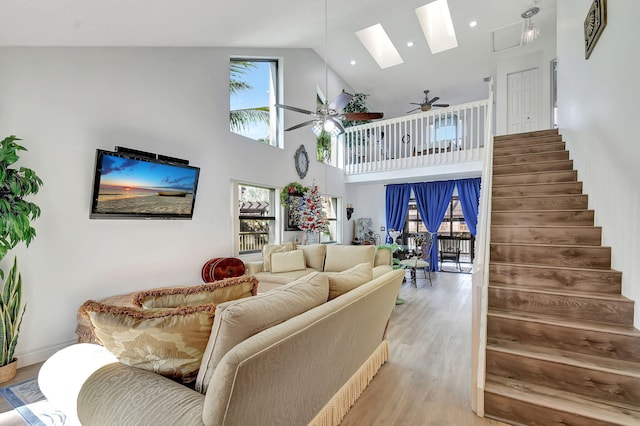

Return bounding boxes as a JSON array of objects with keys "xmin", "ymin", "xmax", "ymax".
[
  {"xmin": 385, "ymin": 184, "xmax": 411, "ymax": 243},
  {"xmin": 411, "ymin": 181, "xmax": 455, "ymax": 271},
  {"xmin": 456, "ymin": 178, "xmax": 482, "ymax": 236}
]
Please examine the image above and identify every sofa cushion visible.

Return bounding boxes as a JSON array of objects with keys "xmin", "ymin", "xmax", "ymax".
[
  {"xmin": 133, "ymin": 276, "xmax": 258, "ymax": 308},
  {"xmin": 298, "ymin": 244, "xmax": 327, "ymax": 271},
  {"xmin": 324, "ymin": 262, "xmax": 373, "ymax": 300},
  {"xmin": 81, "ymin": 301, "xmax": 216, "ymax": 384},
  {"xmin": 270, "ymin": 249, "xmax": 306, "ymax": 273},
  {"xmin": 76, "ymin": 291, "xmax": 138, "ymax": 344},
  {"xmin": 262, "ymin": 242, "xmax": 296, "ymax": 272},
  {"xmin": 323, "ymin": 244, "xmax": 376, "ymax": 272},
  {"xmin": 195, "ymin": 272, "xmax": 329, "ymax": 394}
]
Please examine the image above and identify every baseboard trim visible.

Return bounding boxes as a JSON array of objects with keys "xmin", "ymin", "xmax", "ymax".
[{"xmin": 15, "ymin": 340, "xmax": 77, "ymax": 368}]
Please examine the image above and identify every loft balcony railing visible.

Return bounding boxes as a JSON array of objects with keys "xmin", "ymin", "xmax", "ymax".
[{"xmin": 343, "ymin": 99, "xmax": 490, "ymax": 175}]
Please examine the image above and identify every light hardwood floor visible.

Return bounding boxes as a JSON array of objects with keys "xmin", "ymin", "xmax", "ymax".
[
  {"xmin": 0, "ymin": 271, "xmax": 505, "ymax": 426},
  {"xmin": 342, "ymin": 270, "xmax": 505, "ymax": 425}
]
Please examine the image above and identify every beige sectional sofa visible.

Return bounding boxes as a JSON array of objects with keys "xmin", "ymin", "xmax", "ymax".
[
  {"xmin": 40, "ymin": 261, "xmax": 404, "ymax": 425},
  {"xmin": 247, "ymin": 243, "xmax": 393, "ymax": 292}
]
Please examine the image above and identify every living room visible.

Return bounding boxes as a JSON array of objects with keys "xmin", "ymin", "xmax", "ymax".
[{"xmin": 0, "ymin": 0, "xmax": 639, "ymax": 423}]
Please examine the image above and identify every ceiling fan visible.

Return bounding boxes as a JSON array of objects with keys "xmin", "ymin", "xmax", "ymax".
[
  {"xmin": 276, "ymin": 91, "xmax": 384, "ymax": 135},
  {"xmin": 274, "ymin": 0, "xmax": 383, "ymax": 136},
  {"xmin": 407, "ymin": 90, "xmax": 450, "ymax": 113}
]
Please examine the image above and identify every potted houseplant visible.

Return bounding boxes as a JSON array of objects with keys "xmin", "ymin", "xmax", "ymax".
[
  {"xmin": 316, "ymin": 130, "xmax": 332, "ymax": 163},
  {"xmin": 0, "ymin": 135, "xmax": 43, "ymax": 382}
]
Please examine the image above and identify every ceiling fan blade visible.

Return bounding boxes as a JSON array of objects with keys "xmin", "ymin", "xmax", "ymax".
[
  {"xmin": 285, "ymin": 119, "xmax": 317, "ymax": 131},
  {"xmin": 342, "ymin": 112, "xmax": 384, "ymax": 121},
  {"xmin": 409, "ymin": 102, "xmax": 422, "ymax": 106},
  {"xmin": 432, "ymin": 103, "xmax": 450, "ymax": 107},
  {"xmin": 275, "ymin": 104, "xmax": 314, "ymax": 115},
  {"xmin": 329, "ymin": 92, "xmax": 353, "ymax": 112},
  {"xmin": 428, "ymin": 96, "xmax": 440, "ymax": 104},
  {"xmin": 407, "ymin": 108, "xmax": 420, "ymax": 113}
]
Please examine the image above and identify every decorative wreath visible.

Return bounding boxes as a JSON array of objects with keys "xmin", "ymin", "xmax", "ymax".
[{"xmin": 280, "ymin": 182, "xmax": 309, "ymax": 208}]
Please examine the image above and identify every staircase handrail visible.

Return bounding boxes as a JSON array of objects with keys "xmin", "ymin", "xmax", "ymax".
[{"xmin": 471, "ymin": 77, "xmax": 494, "ymax": 416}]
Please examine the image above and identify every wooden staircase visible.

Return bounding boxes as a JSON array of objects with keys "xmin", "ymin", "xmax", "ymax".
[{"xmin": 483, "ymin": 129, "xmax": 640, "ymax": 425}]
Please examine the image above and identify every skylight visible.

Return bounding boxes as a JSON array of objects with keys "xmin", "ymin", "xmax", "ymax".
[
  {"xmin": 355, "ymin": 23, "xmax": 404, "ymax": 69},
  {"xmin": 415, "ymin": 0, "xmax": 458, "ymax": 54}
]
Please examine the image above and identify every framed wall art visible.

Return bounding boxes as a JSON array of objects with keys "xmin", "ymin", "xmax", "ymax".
[{"xmin": 584, "ymin": 0, "xmax": 607, "ymax": 59}]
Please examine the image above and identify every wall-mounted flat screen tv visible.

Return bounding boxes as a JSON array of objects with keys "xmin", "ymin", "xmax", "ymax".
[{"xmin": 90, "ymin": 149, "xmax": 200, "ymax": 219}]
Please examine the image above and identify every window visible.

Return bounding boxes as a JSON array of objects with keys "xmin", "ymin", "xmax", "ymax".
[
  {"xmin": 403, "ymin": 197, "xmax": 470, "ymax": 237},
  {"xmin": 403, "ymin": 197, "xmax": 473, "ymax": 260},
  {"xmin": 237, "ymin": 184, "xmax": 277, "ymax": 254},
  {"xmin": 229, "ymin": 58, "xmax": 280, "ymax": 146},
  {"xmin": 405, "ymin": 202, "xmax": 428, "ymax": 234},
  {"xmin": 320, "ymin": 196, "xmax": 340, "ymax": 243},
  {"xmin": 437, "ymin": 197, "xmax": 470, "ymax": 238},
  {"xmin": 429, "ymin": 113, "xmax": 462, "ymax": 147}
]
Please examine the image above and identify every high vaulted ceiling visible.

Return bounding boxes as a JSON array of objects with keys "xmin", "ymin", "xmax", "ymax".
[{"xmin": 0, "ymin": 0, "xmax": 557, "ymax": 119}]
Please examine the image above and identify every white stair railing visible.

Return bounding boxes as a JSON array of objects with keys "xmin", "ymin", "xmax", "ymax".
[
  {"xmin": 343, "ymin": 99, "xmax": 489, "ymax": 175},
  {"xmin": 471, "ymin": 79, "xmax": 494, "ymax": 416}
]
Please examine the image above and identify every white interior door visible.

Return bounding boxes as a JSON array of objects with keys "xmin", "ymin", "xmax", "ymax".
[{"xmin": 507, "ymin": 68, "xmax": 538, "ymax": 133}]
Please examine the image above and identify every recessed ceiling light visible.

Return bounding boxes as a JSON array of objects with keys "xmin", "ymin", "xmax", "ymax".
[
  {"xmin": 350, "ymin": 60, "xmax": 356, "ymax": 65},
  {"xmin": 355, "ymin": 23, "xmax": 404, "ymax": 69},
  {"xmin": 407, "ymin": 41, "xmax": 414, "ymax": 47},
  {"xmin": 469, "ymin": 21, "xmax": 478, "ymax": 28},
  {"xmin": 415, "ymin": 0, "xmax": 459, "ymax": 54}
]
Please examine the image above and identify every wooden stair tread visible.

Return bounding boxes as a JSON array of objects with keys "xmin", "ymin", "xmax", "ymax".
[
  {"xmin": 489, "ymin": 261, "xmax": 621, "ymax": 274},
  {"xmin": 492, "ymin": 193, "xmax": 586, "ymax": 200},
  {"xmin": 492, "ymin": 208, "xmax": 592, "ymax": 213},
  {"xmin": 491, "ymin": 169, "xmax": 574, "ymax": 178},
  {"xmin": 492, "ymin": 149, "xmax": 567, "ymax": 158},
  {"xmin": 485, "ymin": 376, "xmax": 640, "ymax": 424},
  {"xmin": 494, "ymin": 129, "xmax": 559, "ymax": 141},
  {"xmin": 493, "ymin": 159, "xmax": 570, "ymax": 168},
  {"xmin": 490, "ymin": 241, "xmax": 609, "ymax": 249},
  {"xmin": 487, "ymin": 338, "xmax": 640, "ymax": 377},
  {"xmin": 488, "ymin": 283, "xmax": 631, "ymax": 302},
  {"xmin": 493, "ymin": 180, "xmax": 582, "ymax": 188},
  {"xmin": 488, "ymin": 308, "xmax": 640, "ymax": 337},
  {"xmin": 491, "ymin": 225, "xmax": 600, "ymax": 230}
]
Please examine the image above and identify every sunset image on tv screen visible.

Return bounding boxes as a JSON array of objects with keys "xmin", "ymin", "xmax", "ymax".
[{"xmin": 94, "ymin": 153, "xmax": 198, "ymax": 216}]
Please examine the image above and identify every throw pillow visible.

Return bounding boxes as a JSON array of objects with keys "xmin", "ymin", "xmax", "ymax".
[
  {"xmin": 270, "ymin": 249, "xmax": 306, "ymax": 273},
  {"xmin": 195, "ymin": 272, "xmax": 329, "ymax": 394},
  {"xmin": 82, "ymin": 301, "xmax": 217, "ymax": 384},
  {"xmin": 262, "ymin": 242, "xmax": 296, "ymax": 272},
  {"xmin": 325, "ymin": 262, "xmax": 373, "ymax": 300},
  {"xmin": 298, "ymin": 244, "xmax": 327, "ymax": 271},
  {"xmin": 323, "ymin": 244, "xmax": 376, "ymax": 272},
  {"xmin": 133, "ymin": 275, "xmax": 259, "ymax": 308}
]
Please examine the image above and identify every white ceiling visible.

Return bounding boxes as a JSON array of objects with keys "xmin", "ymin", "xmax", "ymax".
[{"xmin": 0, "ymin": 0, "xmax": 557, "ymax": 119}]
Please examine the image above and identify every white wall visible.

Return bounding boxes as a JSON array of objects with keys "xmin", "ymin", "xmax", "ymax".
[
  {"xmin": 0, "ymin": 46, "xmax": 352, "ymax": 365},
  {"xmin": 557, "ymin": 1, "xmax": 640, "ymax": 327}
]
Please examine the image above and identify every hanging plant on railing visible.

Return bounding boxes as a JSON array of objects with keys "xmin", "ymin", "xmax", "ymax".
[
  {"xmin": 316, "ymin": 131, "xmax": 332, "ymax": 163},
  {"xmin": 342, "ymin": 92, "xmax": 373, "ymax": 149},
  {"xmin": 280, "ymin": 182, "xmax": 309, "ymax": 208}
]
